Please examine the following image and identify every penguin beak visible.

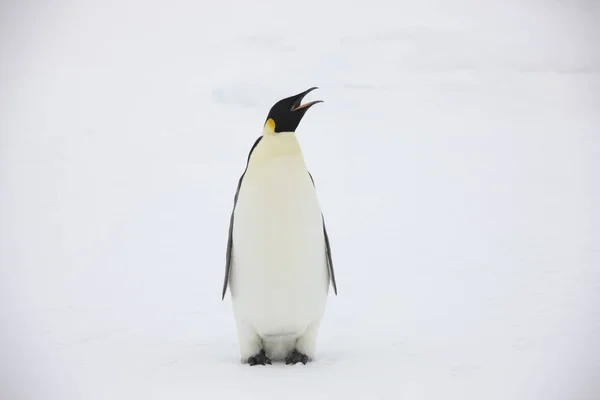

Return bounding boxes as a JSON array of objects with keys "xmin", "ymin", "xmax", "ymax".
[{"xmin": 290, "ymin": 87, "xmax": 323, "ymax": 112}]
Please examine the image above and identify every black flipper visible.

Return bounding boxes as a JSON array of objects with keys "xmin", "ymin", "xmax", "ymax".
[
  {"xmin": 222, "ymin": 136, "xmax": 263, "ymax": 300},
  {"xmin": 308, "ymin": 172, "xmax": 338, "ymax": 296}
]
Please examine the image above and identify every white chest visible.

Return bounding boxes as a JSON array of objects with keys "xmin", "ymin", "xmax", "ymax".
[{"xmin": 229, "ymin": 135, "xmax": 329, "ymax": 333}]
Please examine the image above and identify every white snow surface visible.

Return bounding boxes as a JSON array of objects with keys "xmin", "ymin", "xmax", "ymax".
[{"xmin": 1, "ymin": 1, "xmax": 599, "ymax": 399}]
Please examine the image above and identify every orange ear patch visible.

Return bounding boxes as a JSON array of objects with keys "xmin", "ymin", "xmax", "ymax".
[{"xmin": 265, "ymin": 118, "xmax": 276, "ymax": 133}]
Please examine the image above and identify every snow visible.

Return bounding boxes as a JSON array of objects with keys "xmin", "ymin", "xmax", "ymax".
[{"xmin": 1, "ymin": 0, "xmax": 599, "ymax": 399}]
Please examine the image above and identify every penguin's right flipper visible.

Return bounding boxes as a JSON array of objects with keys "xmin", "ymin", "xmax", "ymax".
[
  {"xmin": 222, "ymin": 136, "xmax": 263, "ymax": 300},
  {"xmin": 307, "ymin": 172, "xmax": 338, "ymax": 295},
  {"xmin": 322, "ymin": 216, "xmax": 338, "ymax": 295}
]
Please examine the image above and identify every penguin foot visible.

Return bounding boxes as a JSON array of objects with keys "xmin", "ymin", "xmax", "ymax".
[
  {"xmin": 285, "ymin": 350, "xmax": 309, "ymax": 365},
  {"xmin": 247, "ymin": 349, "xmax": 271, "ymax": 366}
]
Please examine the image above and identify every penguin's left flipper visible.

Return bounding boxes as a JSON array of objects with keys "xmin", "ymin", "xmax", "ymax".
[
  {"xmin": 222, "ymin": 137, "xmax": 263, "ymax": 300},
  {"xmin": 308, "ymin": 172, "xmax": 338, "ymax": 296}
]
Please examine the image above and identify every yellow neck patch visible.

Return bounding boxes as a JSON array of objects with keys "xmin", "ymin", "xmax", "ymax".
[{"xmin": 263, "ymin": 118, "xmax": 276, "ymax": 135}]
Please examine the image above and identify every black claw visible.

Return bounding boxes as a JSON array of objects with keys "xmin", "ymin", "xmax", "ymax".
[
  {"xmin": 285, "ymin": 350, "xmax": 309, "ymax": 365},
  {"xmin": 247, "ymin": 349, "xmax": 271, "ymax": 366}
]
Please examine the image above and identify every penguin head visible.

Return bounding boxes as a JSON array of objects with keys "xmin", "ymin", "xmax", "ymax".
[{"xmin": 263, "ymin": 87, "xmax": 322, "ymax": 135}]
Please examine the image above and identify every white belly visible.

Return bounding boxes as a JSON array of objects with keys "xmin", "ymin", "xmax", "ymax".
[{"xmin": 230, "ymin": 153, "xmax": 328, "ymax": 338}]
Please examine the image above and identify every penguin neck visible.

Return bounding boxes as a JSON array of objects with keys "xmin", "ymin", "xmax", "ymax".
[{"xmin": 248, "ymin": 132, "xmax": 306, "ymax": 168}]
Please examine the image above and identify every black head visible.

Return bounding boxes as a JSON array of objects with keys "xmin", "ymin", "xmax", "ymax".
[{"xmin": 263, "ymin": 87, "xmax": 323, "ymax": 134}]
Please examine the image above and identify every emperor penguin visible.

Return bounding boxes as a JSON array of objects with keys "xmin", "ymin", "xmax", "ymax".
[{"xmin": 221, "ymin": 87, "xmax": 337, "ymax": 366}]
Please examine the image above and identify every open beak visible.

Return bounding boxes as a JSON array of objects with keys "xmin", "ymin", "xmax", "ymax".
[{"xmin": 290, "ymin": 87, "xmax": 323, "ymax": 112}]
